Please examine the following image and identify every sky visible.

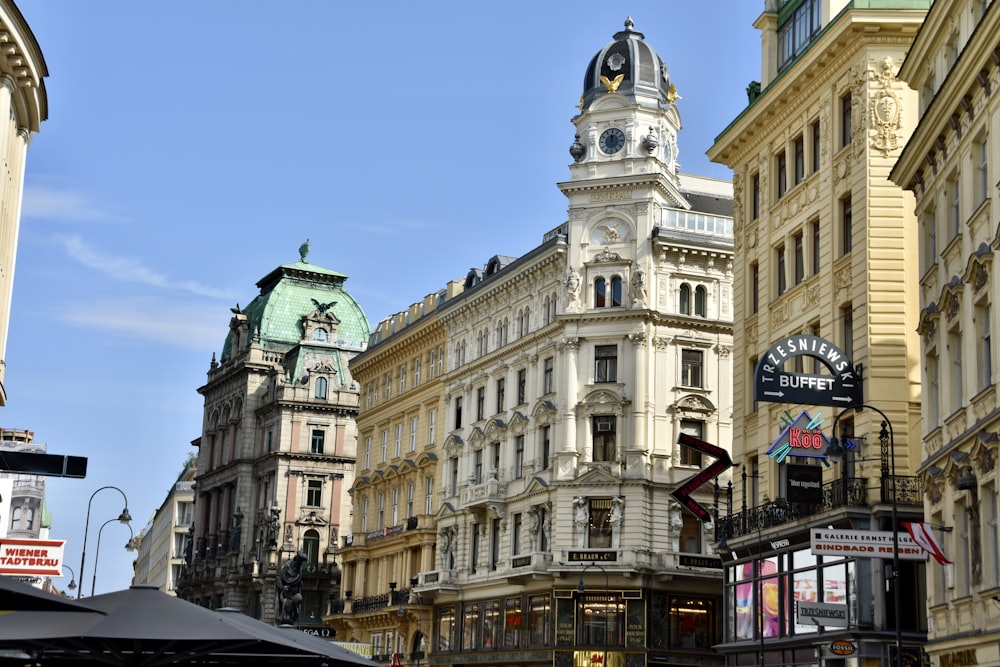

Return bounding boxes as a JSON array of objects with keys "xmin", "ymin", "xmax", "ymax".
[{"xmin": 3, "ymin": 1, "xmax": 762, "ymax": 596}]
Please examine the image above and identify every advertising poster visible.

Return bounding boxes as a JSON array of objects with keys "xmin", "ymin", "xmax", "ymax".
[{"xmin": 735, "ymin": 558, "xmax": 779, "ymax": 639}]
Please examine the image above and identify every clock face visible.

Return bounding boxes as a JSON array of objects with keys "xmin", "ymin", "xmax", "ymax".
[{"xmin": 599, "ymin": 127, "xmax": 626, "ymax": 154}]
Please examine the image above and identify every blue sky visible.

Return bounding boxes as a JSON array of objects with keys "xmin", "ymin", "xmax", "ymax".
[{"xmin": 5, "ymin": 1, "xmax": 761, "ymax": 595}]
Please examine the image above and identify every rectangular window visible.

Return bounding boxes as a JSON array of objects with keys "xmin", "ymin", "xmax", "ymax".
[
  {"xmin": 455, "ymin": 396, "xmax": 463, "ymax": 429},
  {"xmin": 527, "ymin": 595, "xmax": 551, "ymax": 647},
  {"xmin": 949, "ymin": 173, "xmax": 961, "ymax": 237},
  {"xmin": 776, "ymin": 150, "xmax": 787, "ymax": 198},
  {"xmin": 377, "ymin": 493, "xmax": 385, "ymax": 526},
  {"xmin": 840, "ymin": 196, "xmax": 853, "ymax": 255},
  {"xmin": 540, "ymin": 425, "xmax": 551, "ymax": 470},
  {"xmin": 450, "ymin": 457, "xmax": 459, "ymax": 497},
  {"xmin": 399, "ymin": 365, "xmax": 406, "ymax": 393},
  {"xmin": 595, "ymin": 344, "xmax": 618, "ymax": 383},
  {"xmin": 587, "ymin": 498, "xmax": 612, "ymax": 548},
  {"xmin": 409, "ymin": 417, "xmax": 417, "ymax": 452},
  {"xmin": 977, "ymin": 302, "xmax": 992, "ymax": 392},
  {"xmin": 958, "ymin": 500, "xmax": 970, "ymax": 596},
  {"xmin": 793, "ymin": 231, "xmax": 804, "ymax": 285},
  {"xmin": 504, "ymin": 598, "xmax": 523, "ymax": 649},
  {"xmin": 490, "ymin": 519, "xmax": 501, "ymax": 570},
  {"xmin": 751, "ymin": 172, "xmax": 760, "ymax": 220},
  {"xmin": 682, "ymin": 349, "xmax": 704, "ymax": 388},
  {"xmin": 593, "ymin": 416, "xmax": 617, "ymax": 462},
  {"xmin": 474, "ymin": 449, "xmax": 484, "ymax": 485},
  {"xmin": 385, "ymin": 373, "xmax": 392, "ymax": 400},
  {"xmin": 841, "ymin": 304, "xmax": 854, "ymax": 363},
  {"xmin": 407, "ymin": 482, "xmax": 414, "ymax": 518},
  {"xmin": 811, "ymin": 119, "xmax": 821, "ymax": 172},
  {"xmin": 463, "ymin": 603, "xmax": 481, "ymax": 650},
  {"xmin": 310, "ymin": 429, "xmax": 325, "ymax": 455},
  {"xmin": 923, "ymin": 207, "xmax": 937, "ymax": 273},
  {"xmin": 841, "ymin": 92, "xmax": 851, "ymax": 148},
  {"xmin": 793, "ymin": 135, "xmax": 804, "ymax": 184},
  {"xmin": 307, "ymin": 479, "xmax": 322, "ymax": 507},
  {"xmin": 476, "ymin": 387, "xmax": 485, "ymax": 421},
  {"xmin": 392, "ymin": 487, "xmax": 399, "ymax": 524},
  {"xmin": 679, "ymin": 420, "xmax": 704, "ymax": 466},
  {"xmin": 437, "ymin": 607, "xmax": 456, "ymax": 654},
  {"xmin": 926, "ymin": 350, "xmax": 940, "ymax": 427},
  {"xmin": 395, "ymin": 423, "xmax": 403, "ymax": 458},
  {"xmin": 512, "ymin": 513, "xmax": 522, "ymax": 555},
  {"xmin": 425, "ymin": 476, "xmax": 434, "ymax": 515},
  {"xmin": 516, "ymin": 368, "xmax": 527, "ymax": 405},
  {"xmin": 986, "ymin": 486, "xmax": 1000, "ymax": 588},
  {"xmin": 364, "ymin": 436, "xmax": 371, "ymax": 468},
  {"xmin": 496, "ymin": 378, "xmax": 505, "ymax": 414},
  {"xmin": 543, "ymin": 357, "xmax": 554, "ymax": 394},
  {"xmin": 414, "ymin": 358, "xmax": 420, "ymax": 386},
  {"xmin": 750, "ymin": 356, "xmax": 759, "ymax": 413},
  {"xmin": 776, "ymin": 244, "xmax": 787, "ymax": 295},
  {"xmin": 751, "ymin": 262, "xmax": 759, "ymax": 314},
  {"xmin": 490, "ymin": 442, "xmax": 500, "ymax": 478},
  {"xmin": 361, "ymin": 498, "xmax": 368, "ymax": 533},
  {"xmin": 950, "ymin": 327, "xmax": 963, "ymax": 413},
  {"xmin": 811, "ymin": 219, "xmax": 820, "ymax": 275},
  {"xmin": 977, "ymin": 135, "xmax": 989, "ymax": 204},
  {"xmin": 381, "ymin": 430, "xmax": 388, "ymax": 463},
  {"xmin": 514, "ymin": 435, "xmax": 525, "ymax": 479},
  {"xmin": 428, "ymin": 408, "xmax": 437, "ymax": 444}
]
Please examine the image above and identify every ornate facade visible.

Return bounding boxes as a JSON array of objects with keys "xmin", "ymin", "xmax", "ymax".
[
  {"xmin": 178, "ymin": 246, "xmax": 368, "ymax": 631},
  {"xmin": 327, "ymin": 20, "xmax": 734, "ymax": 667},
  {"xmin": 891, "ymin": 1, "xmax": 1000, "ymax": 664},
  {"xmin": 709, "ymin": 1, "xmax": 928, "ymax": 666}
]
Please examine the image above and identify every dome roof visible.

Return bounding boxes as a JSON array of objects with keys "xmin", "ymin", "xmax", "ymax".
[
  {"xmin": 581, "ymin": 18, "xmax": 675, "ymax": 112},
  {"xmin": 220, "ymin": 252, "xmax": 370, "ymax": 361}
]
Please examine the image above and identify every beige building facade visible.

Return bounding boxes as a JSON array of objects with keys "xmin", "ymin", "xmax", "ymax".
[
  {"xmin": 891, "ymin": 1, "xmax": 1000, "ymax": 665},
  {"xmin": 132, "ymin": 456, "xmax": 195, "ymax": 595},
  {"xmin": 0, "ymin": 0, "xmax": 47, "ymax": 407},
  {"xmin": 708, "ymin": 1, "xmax": 928, "ymax": 665}
]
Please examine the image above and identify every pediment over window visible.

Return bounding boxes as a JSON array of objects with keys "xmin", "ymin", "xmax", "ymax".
[
  {"xmin": 582, "ymin": 388, "xmax": 628, "ymax": 407},
  {"xmin": 467, "ymin": 426, "xmax": 486, "ymax": 444},
  {"xmin": 917, "ymin": 301, "xmax": 939, "ymax": 339},
  {"xmin": 484, "ymin": 418, "xmax": 507, "ymax": 436},
  {"xmin": 674, "ymin": 394, "xmax": 716, "ymax": 414},
  {"xmin": 937, "ymin": 276, "xmax": 964, "ymax": 321},
  {"xmin": 531, "ymin": 399, "xmax": 557, "ymax": 420},
  {"xmin": 962, "ymin": 243, "xmax": 993, "ymax": 292},
  {"xmin": 443, "ymin": 434, "xmax": 464, "ymax": 453}
]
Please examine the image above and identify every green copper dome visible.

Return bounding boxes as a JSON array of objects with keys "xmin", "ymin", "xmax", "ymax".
[{"xmin": 220, "ymin": 249, "xmax": 370, "ymax": 362}]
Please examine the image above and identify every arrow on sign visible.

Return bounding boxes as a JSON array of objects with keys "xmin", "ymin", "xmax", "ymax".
[{"xmin": 670, "ymin": 433, "xmax": 733, "ymax": 523}]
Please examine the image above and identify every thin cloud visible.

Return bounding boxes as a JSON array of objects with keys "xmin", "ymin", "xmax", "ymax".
[
  {"xmin": 22, "ymin": 185, "xmax": 128, "ymax": 223},
  {"xmin": 55, "ymin": 234, "xmax": 235, "ymax": 300},
  {"xmin": 61, "ymin": 299, "xmax": 227, "ymax": 350}
]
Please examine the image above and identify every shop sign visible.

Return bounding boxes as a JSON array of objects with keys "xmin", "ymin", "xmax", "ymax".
[
  {"xmin": 678, "ymin": 555, "xmax": 722, "ymax": 568},
  {"xmin": 0, "ymin": 538, "xmax": 65, "ymax": 576},
  {"xmin": 785, "ymin": 463, "xmax": 823, "ymax": 504},
  {"xmin": 940, "ymin": 649, "xmax": 978, "ymax": 667},
  {"xmin": 796, "ymin": 601, "xmax": 848, "ymax": 627},
  {"xmin": 568, "ymin": 550, "xmax": 617, "ymax": 562},
  {"xmin": 511, "ymin": 556, "xmax": 531, "ymax": 568},
  {"xmin": 810, "ymin": 528, "xmax": 927, "ymax": 560},
  {"xmin": 830, "ymin": 640, "xmax": 856, "ymax": 656},
  {"xmin": 754, "ymin": 335, "xmax": 862, "ymax": 407},
  {"xmin": 670, "ymin": 433, "xmax": 732, "ymax": 522},
  {"xmin": 767, "ymin": 410, "xmax": 833, "ymax": 463},
  {"xmin": 573, "ymin": 650, "xmax": 625, "ymax": 667}
]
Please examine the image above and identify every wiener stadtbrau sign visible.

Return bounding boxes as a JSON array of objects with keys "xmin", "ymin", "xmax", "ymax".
[{"xmin": 753, "ymin": 334, "xmax": 862, "ymax": 407}]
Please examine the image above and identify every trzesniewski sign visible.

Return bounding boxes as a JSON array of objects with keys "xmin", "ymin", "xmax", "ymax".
[
  {"xmin": 797, "ymin": 601, "xmax": 849, "ymax": 627},
  {"xmin": 810, "ymin": 529, "xmax": 927, "ymax": 561},
  {"xmin": 754, "ymin": 335, "xmax": 862, "ymax": 407}
]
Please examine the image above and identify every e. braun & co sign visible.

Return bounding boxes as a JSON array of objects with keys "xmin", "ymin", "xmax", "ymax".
[{"xmin": 754, "ymin": 335, "xmax": 862, "ymax": 407}]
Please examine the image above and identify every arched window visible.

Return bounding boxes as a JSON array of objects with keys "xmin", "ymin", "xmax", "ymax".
[
  {"xmin": 679, "ymin": 284, "xmax": 691, "ymax": 314},
  {"xmin": 312, "ymin": 328, "xmax": 328, "ymax": 342},
  {"xmin": 695, "ymin": 286, "xmax": 707, "ymax": 317},
  {"xmin": 595, "ymin": 278, "xmax": 607, "ymax": 308},
  {"xmin": 610, "ymin": 277, "xmax": 623, "ymax": 307},
  {"xmin": 302, "ymin": 529, "xmax": 320, "ymax": 563},
  {"xmin": 315, "ymin": 377, "xmax": 328, "ymax": 399},
  {"xmin": 11, "ymin": 507, "xmax": 20, "ymax": 530}
]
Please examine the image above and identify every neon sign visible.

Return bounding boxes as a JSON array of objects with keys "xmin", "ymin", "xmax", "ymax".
[{"xmin": 766, "ymin": 410, "xmax": 856, "ymax": 463}]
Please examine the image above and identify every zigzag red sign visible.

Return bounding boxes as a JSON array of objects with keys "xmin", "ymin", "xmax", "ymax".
[{"xmin": 670, "ymin": 433, "xmax": 732, "ymax": 522}]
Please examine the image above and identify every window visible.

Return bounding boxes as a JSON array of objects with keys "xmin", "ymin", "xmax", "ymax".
[
  {"xmin": 306, "ymin": 479, "xmax": 323, "ymax": 507},
  {"xmin": 751, "ymin": 263, "xmax": 759, "ymax": 314},
  {"xmin": 381, "ymin": 430, "xmax": 388, "ymax": 462},
  {"xmin": 428, "ymin": 408, "xmax": 437, "ymax": 444},
  {"xmin": 425, "ymin": 476, "xmax": 434, "ymax": 515},
  {"xmin": 751, "ymin": 172, "xmax": 760, "ymax": 220},
  {"xmin": 749, "ymin": 356, "xmax": 759, "ymax": 413},
  {"xmin": 312, "ymin": 328, "xmax": 328, "ymax": 341},
  {"xmin": 315, "ymin": 377, "xmax": 327, "ymax": 399},
  {"xmin": 514, "ymin": 435, "xmax": 525, "ymax": 479},
  {"xmin": 811, "ymin": 219, "xmax": 820, "ymax": 275},
  {"xmin": 414, "ymin": 358, "xmax": 421, "ymax": 386},
  {"xmin": 395, "ymin": 423, "xmax": 403, "ymax": 458},
  {"xmin": 399, "ymin": 365, "xmax": 406, "ymax": 393},
  {"xmin": 310, "ymin": 429, "xmax": 325, "ymax": 454},
  {"xmin": 922, "ymin": 207, "xmax": 937, "ymax": 273},
  {"xmin": 385, "ymin": 373, "xmax": 392, "ymax": 400},
  {"xmin": 794, "ymin": 231, "xmax": 804, "ymax": 285},
  {"xmin": 595, "ymin": 345, "xmax": 618, "ymax": 383},
  {"xmin": 455, "ymin": 396, "xmax": 463, "ymax": 429},
  {"xmin": 694, "ymin": 286, "xmax": 707, "ymax": 317},
  {"xmin": 841, "ymin": 304, "xmax": 854, "ymax": 363},
  {"xmin": 595, "ymin": 278, "xmax": 606, "ymax": 308},
  {"xmin": 610, "ymin": 277, "xmax": 622, "ymax": 307},
  {"xmin": 587, "ymin": 498, "xmax": 613, "ymax": 548},
  {"xmin": 516, "ymin": 369, "xmax": 526, "ymax": 405},
  {"xmin": 593, "ymin": 416, "xmax": 617, "ymax": 461},
  {"xmin": 977, "ymin": 135, "xmax": 989, "ymax": 204},
  {"xmin": 680, "ymin": 420, "xmax": 704, "ymax": 466},
  {"xmin": 776, "ymin": 150, "xmax": 787, "ymax": 198},
  {"xmin": 364, "ymin": 436, "xmax": 371, "ymax": 468},
  {"xmin": 985, "ymin": 486, "xmax": 999, "ymax": 588},
  {"xmin": 392, "ymin": 487, "xmax": 399, "ymax": 524},
  {"xmin": 793, "ymin": 135, "xmax": 804, "ymax": 185},
  {"xmin": 679, "ymin": 283, "xmax": 691, "ymax": 314},
  {"xmin": 840, "ymin": 196, "xmax": 852, "ymax": 255},
  {"xmin": 476, "ymin": 387, "xmax": 485, "ymax": 421},
  {"xmin": 512, "ymin": 513, "xmax": 522, "ymax": 555},
  {"xmin": 361, "ymin": 498, "xmax": 369, "ymax": 532},
  {"xmin": 957, "ymin": 499, "xmax": 970, "ymax": 596},
  {"xmin": 811, "ymin": 119, "xmax": 821, "ymax": 172},
  {"xmin": 378, "ymin": 492, "xmax": 385, "ymax": 526},
  {"xmin": 540, "ymin": 425, "xmax": 551, "ymax": 470},
  {"xmin": 680, "ymin": 514, "xmax": 702, "ymax": 554},
  {"xmin": 474, "ymin": 448, "xmax": 484, "ymax": 485},
  {"xmin": 682, "ymin": 349, "xmax": 704, "ymax": 388},
  {"xmin": 543, "ymin": 357, "xmax": 554, "ymax": 394},
  {"xmin": 527, "ymin": 595, "xmax": 552, "ymax": 647},
  {"xmin": 409, "ymin": 417, "xmax": 417, "ymax": 452},
  {"xmin": 949, "ymin": 326, "xmax": 963, "ymax": 413},
  {"xmin": 776, "ymin": 244, "xmax": 787, "ymax": 296},
  {"xmin": 490, "ymin": 442, "xmax": 500, "ymax": 478},
  {"xmin": 977, "ymin": 302, "xmax": 992, "ymax": 392},
  {"xmin": 495, "ymin": 378, "xmax": 505, "ymax": 413},
  {"xmin": 840, "ymin": 92, "xmax": 851, "ymax": 149},
  {"xmin": 490, "ymin": 519, "xmax": 501, "ymax": 570},
  {"xmin": 949, "ymin": 173, "xmax": 961, "ymax": 237},
  {"xmin": 925, "ymin": 349, "xmax": 940, "ymax": 426},
  {"xmin": 777, "ymin": 0, "xmax": 821, "ymax": 70},
  {"xmin": 407, "ymin": 482, "xmax": 414, "ymax": 518}
]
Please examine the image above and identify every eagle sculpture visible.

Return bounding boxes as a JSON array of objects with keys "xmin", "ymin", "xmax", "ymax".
[
  {"xmin": 311, "ymin": 299, "xmax": 337, "ymax": 314},
  {"xmin": 600, "ymin": 74, "xmax": 624, "ymax": 94}
]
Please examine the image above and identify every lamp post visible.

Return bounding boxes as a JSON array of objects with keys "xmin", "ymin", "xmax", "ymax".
[
  {"xmin": 79, "ymin": 486, "xmax": 131, "ymax": 599},
  {"xmin": 576, "ymin": 561, "xmax": 610, "ymax": 667},
  {"xmin": 60, "ymin": 564, "xmax": 77, "ymax": 595},
  {"xmin": 91, "ymin": 517, "xmax": 137, "ymax": 597},
  {"xmin": 397, "ymin": 578, "xmax": 426, "ymax": 667},
  {"xmin": 827, "ymin": 404, "xmax": 902, "ymax": 665}
]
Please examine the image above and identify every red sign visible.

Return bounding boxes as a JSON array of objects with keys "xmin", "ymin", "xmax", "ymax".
[
  {"xmin": 670, "ymin": 434, "xmax": 732, "ymax": 522},
  {"xmin": 0, "ymin": 538, "xmax": 65, "ymax": 576}
]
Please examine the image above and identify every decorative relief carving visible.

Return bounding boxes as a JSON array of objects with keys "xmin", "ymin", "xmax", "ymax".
[
  {"xmin": 835, "ymin": 266, "xmax": 852, "ymax": 291},
  {"xmin": 870, "ymin": 56, "xmax": 903, "ymax": 156},
  {"xmin": 715, "ymin": 344, "xmax": 731, "ymax": 358},
  {"xmin": 975, "ymin": 262, "xmax": 989, "ymax": 292},
  {"xmin": 850, "ymin": 64, "xmax": 868, "ymax": 161},
  {"xmin": 746, "ymin": 323, "xmax": 758, "ymax": 345},
  {"xmin": 806, "ymin": 284, "xmax": 821, "ymax": 306},
  {"xmin": 593, "ymin": 247, "xmax": 624, "ymax": 263},
  {"xmin": 771, "ymin": 300, "xmax": 789, "ymax": 327},
  {"xmin": 653, "ymin": 336, "xmax": 672, "ymax": 349},
  {"xmin": 627, "ymin": 331, "xmax": 647, "ymax": 346}
]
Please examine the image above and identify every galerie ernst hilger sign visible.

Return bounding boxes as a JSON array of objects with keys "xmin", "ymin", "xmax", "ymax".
[
  {"xmin": 810, "ymin": 529, "xmax": 927, "ymax": 561},
  {"xmin": 754, "ymin": 335, "xmax": 862, "ymax": 407}
]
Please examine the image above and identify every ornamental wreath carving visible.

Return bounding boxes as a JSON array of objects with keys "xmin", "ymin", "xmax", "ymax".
[{"xmin": 871, "ymin": 56, "xmax": 903, "ymax": 155}]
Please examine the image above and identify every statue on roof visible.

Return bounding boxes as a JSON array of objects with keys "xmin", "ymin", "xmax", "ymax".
[{"xmin": 299, "ymin": 239, "xmax": 311, "ymax": 263}]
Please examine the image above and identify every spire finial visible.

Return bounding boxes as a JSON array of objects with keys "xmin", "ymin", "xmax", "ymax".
[
  {"xmin": 299, "ymin": 239, "xmax": 311, "ymax": 263},
  {"xmin": 625, "ymin": 16, "xmax": 634, "ymax": 30}
]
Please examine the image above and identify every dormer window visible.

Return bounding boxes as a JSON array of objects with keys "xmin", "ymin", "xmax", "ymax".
[{"xmin": 312, "ymin": 328, "xmax": 328, "ymax": 342}]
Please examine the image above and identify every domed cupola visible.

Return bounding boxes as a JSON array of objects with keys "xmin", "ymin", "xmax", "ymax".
[{"xmin": 580, "ymin": 17, "xmax": 677, "ymax": 112}]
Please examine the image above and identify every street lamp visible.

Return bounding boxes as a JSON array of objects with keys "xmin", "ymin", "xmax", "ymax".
[
  {"xmin": 79, "ymin": 486, "xmax": 131, "ymax": 599},
  {"xmin": 91, "ymin": 518, "xmax": 137, "ymax": 597},
  {"xmin": 827, "ymin": 404, "xmax": 902, "ymax": 665},
  {"xmin": 576, "ymin": 561, "xmax": 610, "ymax": 667},
  {"xmin": 60, "ymin": 564, "xmax": 77, "ymax": 594},
  {"xmin": 397, "ymin": 577, "xmax": 427, "ymax": 667}
]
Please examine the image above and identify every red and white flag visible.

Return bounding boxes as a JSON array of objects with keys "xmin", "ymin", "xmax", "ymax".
[{"xmin": 902, "ymin": 521, "xmax": 952, "ymax": 565}]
